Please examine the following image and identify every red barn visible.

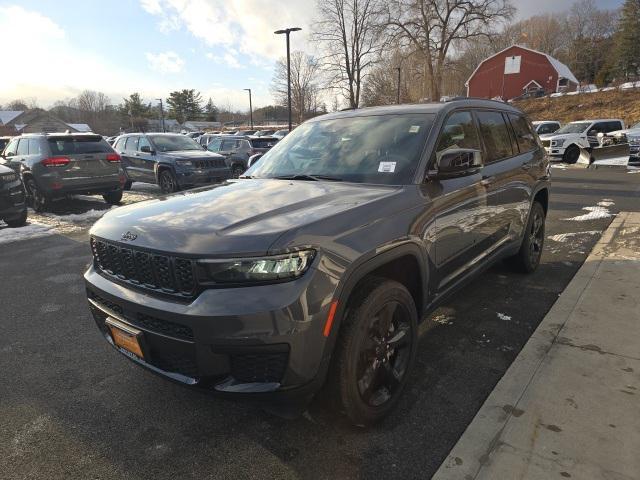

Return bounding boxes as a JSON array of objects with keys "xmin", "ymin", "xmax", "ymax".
[{"xmin": 466, "ymin": 45, "xmax": 579, "ymax": 100}]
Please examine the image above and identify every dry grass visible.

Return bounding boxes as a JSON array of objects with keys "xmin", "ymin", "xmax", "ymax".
[{"xmin": 514, "ymin": 90, "xmax": 640, "ymax": 126}]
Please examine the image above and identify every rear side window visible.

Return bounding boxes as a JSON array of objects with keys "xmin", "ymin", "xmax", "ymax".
[
  {"xmin": 48, "ymin": 136, "xmax": 112, "ymax": 155},
  {"xmin": 207, "ymin": 138, "xmax": 222, "ymax": 151},
  {"xmin": 124, "ymin": 136, "xmax": 139, "ymax": 151},
  {"xmin": 16, "ymin": 139, "xmax": 29, "ymax": 155},
  {"xmin": 28, "ymin": 139, "xmax": 42, "ymax": 155},
  {"xmin": 250, "ymin": 138, "xmax": 278, "ymax": 148},
  {"xmin": 509, "ymin": 115, "xmax": 537, "ymax": 153},
  {"xmin": 605, "ymin": 121, "xmax": 623, "ymax": 132},
  {"xmin": 435, "ymin": 111, "xmax": 481, "ymax": 159},
  {"xmin": 138, "ymin": 136, "xmax": 152, "ymax": 151},
  {"xmin": 476, "ymin": 111, "xmax": 514, "ymax": 163}
]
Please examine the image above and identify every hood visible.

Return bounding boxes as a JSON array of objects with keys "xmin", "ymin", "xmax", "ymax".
[
  {"xmin": 0, "ymin": 163, "xmax": 13, "ymax": 174},
  {"xmin": 90, "ymin": 179, "xmax": 401, "ymax": 256},
  {"xmin": 158, "ymin": 150, "xmax": 225, "ymax": 160},
  {"xmin": 540, "ymin": 132, "xmax": 583, "ymax": 141}
]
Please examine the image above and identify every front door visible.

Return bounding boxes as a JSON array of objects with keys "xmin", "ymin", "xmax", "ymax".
[{"xmin": 137, "ymin": 136, "xmax": 156, "ymax": 182}]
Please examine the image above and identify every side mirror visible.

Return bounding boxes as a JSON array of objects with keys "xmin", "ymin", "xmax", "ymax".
[
  {"xmin": 436, "ymin": 148, "xmax": 482, "ymax": 177},
  {"xmin": 140, "ymin": 145, "xmax": 153, "ymax": 154}
]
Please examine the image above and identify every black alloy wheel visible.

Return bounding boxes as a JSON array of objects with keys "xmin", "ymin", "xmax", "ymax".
[
  {"xmin": 159, "ymin": 169, "xmax": 179, "ymax": 194},
  {"xmin": 507, "ymin": 201, "xmax": 546, "ymax": 273}
]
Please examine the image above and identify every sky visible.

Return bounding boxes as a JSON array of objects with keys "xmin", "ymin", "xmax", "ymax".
[{"xmin": 0, "ymin": 0, "xmax": 625, "ymax": 112}]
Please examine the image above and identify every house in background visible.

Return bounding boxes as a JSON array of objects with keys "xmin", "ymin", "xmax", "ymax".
[
  {"xmin": 181, "ymin": 120, "xmax": 222, "ymax": 132},
  {"xmin": 0, "ymin": 109, "xmax": 94, "ymax": 134},
  {"xmin": 466, "ymin": 45, "xmax": 579, "ymax": 101}
]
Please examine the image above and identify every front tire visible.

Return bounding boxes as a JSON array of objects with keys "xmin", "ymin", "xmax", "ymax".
[
  {"xmin": 103, "ymin": 190, "xmax": 123, "ymax": 205},
  {"xmin": 507, "ymin": 201, "xmax": 545, "ymax": 273},
  {"xmin": 158, "ymin": 169, "xmax": 180, "ymax": 194},
  {"xmin": 231, "ymin": 164, "xmax": 245, "ymax": 179},
  {"xmin": 330, "ymin": 278, "xmax": 418, "ymax": 426},
  {"xmin": 563, "ymin": 145, "xmax": 580, "ymax": 164},
  {"xmin": 5, "ymin": 210, "xmax": 27, "ymax": 227}
]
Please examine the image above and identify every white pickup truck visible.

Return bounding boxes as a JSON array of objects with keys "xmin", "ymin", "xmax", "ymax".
[{"xmin": 539, "ymin": 119, "xmax": 625, "ymax": 163}]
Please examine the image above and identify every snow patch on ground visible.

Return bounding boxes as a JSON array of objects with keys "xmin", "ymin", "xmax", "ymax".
[
  {"xmin": 432, "ymin": 314, "xmax": 454, "ymax": 326},
  {"xmin": 41, "ymin": 208, "xmax": 112, "ymax": 222},
  {"xmin": 551, "ymin": 164, "xmax": 569, "ymax": 170},
  {"xmin": 597, "ymin": 199, "xmax": 615, "ymax": 207},
  {"xmin": 0, "ymin": 223, "xmax": 53, "ymax": 245},
  {"xmin": 548, "ymin": 231, "xmax": 600, "ymax": 242},
  {"xmin": 563, "ymin": 205, "xmax": 613, "ymax": 221},
  {"xmin": 497, "ymin": 313, "xmax": 512, "ymax": 321}
]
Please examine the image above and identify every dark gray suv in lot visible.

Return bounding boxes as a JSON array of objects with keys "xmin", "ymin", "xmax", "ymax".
[
  {"xmin": 85, "ymin": 100, "xmax": 550, "ymax": 426},
  {"xmin": 1, "ymin": 133, "xmax": 123, "ymax": 212},
  {"xmin": 0, "ymin": 163, "xmax": 27, "ymax": 227},
  {"xmin": 114, "ymin": 133, "xmax": 231, "ymax": 193}
]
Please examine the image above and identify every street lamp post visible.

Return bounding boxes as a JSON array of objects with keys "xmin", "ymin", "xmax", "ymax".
[
  {"xmin": 396, "ymin": 67, "xmax": 401, "ymax": 104},
  {"xmin": 156, "ymin": 98, "xmax": 165, "ymax": 133},
  {"xmin": 274, "ymin": 27, "xmax": 301, "ymax": 132},
  {"xmin": 244, "ymin": 88, "xmax": 253, "ymax": 129}
]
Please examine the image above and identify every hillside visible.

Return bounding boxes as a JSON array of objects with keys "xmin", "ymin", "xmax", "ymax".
[{"xmin": 514, "ymin": 90, "xmax": 640, "ymax": 126}]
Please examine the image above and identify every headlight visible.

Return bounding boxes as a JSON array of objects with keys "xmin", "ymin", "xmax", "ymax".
[
  {"xmin": 551, "ymin": 139, "xmax": 565, "ymax": 147},
  {"xmin": 628, "ymin": 136, "xmax": 640, "ymax": 145},
  {"xmin": 196, "ymin": 250, "xmax": 316, "ymax": 285},
  {"xmin": 175, "ymin": 159, "xmax": 193, "ymax": 167}
]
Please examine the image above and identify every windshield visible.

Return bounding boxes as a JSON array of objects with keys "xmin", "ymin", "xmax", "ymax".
[
  {"xmin": 149, "ymin": 135, "xmax": 202, "ymax": 152},
  {"xmin": 245, "ymin": 114, "xmax": 434, "ymax": 185},
  {"xmin": 631, "ymin": 122, "xmax": 640, "ymax": 129},
  {"xmin": 556, "ymin": 122, "xmax": 591, "ymax": 134}
]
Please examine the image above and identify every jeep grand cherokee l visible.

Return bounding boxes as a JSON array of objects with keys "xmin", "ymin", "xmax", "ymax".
[
  {"xmin": 114, "ymin": 133, "xmax": 231, "ymax": 193},
  {"xmin": 85, "ymin": 100, "xmax": 550, "ymax": 426},
  {"xmin": 1, "ymin": 133, "xmax": 124, "ymax": 212}
]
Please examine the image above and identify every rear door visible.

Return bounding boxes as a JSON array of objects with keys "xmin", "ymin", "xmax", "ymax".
[
  {"xmin": 121, "ymin": 136, "xmax": 140, "ymax": 179},
  {"xmin": 46, "ymin": 135, "xmax": 119, "ymax": 189}
]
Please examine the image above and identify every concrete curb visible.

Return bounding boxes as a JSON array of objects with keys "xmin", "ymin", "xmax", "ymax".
[{"xmin": 432, "ymin": 213, "xmax": 629, "ymax": 480}]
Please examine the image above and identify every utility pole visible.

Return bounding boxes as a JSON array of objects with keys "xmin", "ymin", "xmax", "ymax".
[
  {"xmin": 156, "ymin": 98, "xmax": 165, "ymax": 132},
  {"xmin": 396, "ymin": 67, "xmax": 401, "ymax": 104},
  {"xmin": 275, "ymin": 27, "xmax": 301, "ymax": 132},
  {"xmin": 244, "ymin": 89, "xmax": 253, "ymax": 129}
]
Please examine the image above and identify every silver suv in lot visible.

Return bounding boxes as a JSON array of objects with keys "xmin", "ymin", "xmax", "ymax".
[{"xmin": 1, "ymin": 133, "xmax": 124, "ymax": 211}]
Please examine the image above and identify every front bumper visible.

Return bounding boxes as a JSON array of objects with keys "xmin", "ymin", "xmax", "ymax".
[
  {"xmin": 176, "ymin": 168, "xmax": 232, "ymax": 188},
  {"xmin": 544, "ymin": 146, "xmax": 566, "ymax": 158},
  {"xmin": 84, "ymin": 262, "xmax": 337, "ymax": 400},
  {"xmin": 0, "ymin": 180, "xmax": 27, "ymax": 220}
]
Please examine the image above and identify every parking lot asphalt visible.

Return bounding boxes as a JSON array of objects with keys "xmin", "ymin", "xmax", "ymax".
[{"xmin": 1, "ymin": 169, "xmax": 639, "ymax": 480}]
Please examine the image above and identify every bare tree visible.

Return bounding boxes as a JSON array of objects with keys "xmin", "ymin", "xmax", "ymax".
[
  {"xmin": 386, "ymin": 0, "xmax": 515, "ymax": 101},
  {"xmin": 77, "ymin": 90, "xmax": 110, "ymax": 114},
  {"xmin": 272, "ymin": 51, "xmax": 322, "ymax": 123},
  {"xmin": 313, "ymin": 0, "xmax": 386, "ymax": 108}
]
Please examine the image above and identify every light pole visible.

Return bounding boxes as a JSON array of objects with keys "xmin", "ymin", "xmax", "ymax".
[
  {"xmin": 156, "ymin": 98, "xmax": 165, "ymax": 132},
  {"xmin": 396, "ymin": 67, "xmax": 401, "ymax": 104},
  {"xmin": 244, "ymin": 88, "xmax": 253, "ymax": 129},
  {"xmin": 274, "ymin": 27, "xmax": 301, "ymax": 132}
]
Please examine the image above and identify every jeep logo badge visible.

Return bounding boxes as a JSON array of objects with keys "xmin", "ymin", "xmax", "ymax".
[{"xmin": 121, "ymin": 231, "xmax": 137, "ymax": 242}]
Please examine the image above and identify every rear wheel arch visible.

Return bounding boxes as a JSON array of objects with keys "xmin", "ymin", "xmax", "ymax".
[{"xmin": 533, "ymin": 187, "xmax": 549, "ymax": 214}]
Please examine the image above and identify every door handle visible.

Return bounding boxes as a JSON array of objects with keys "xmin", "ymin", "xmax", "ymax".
[
  {"xmin": 521, "ymin": 163, "xmax": 533, "ymax": 170},
  {"xmin": 481, "ymin": 175, "xmax": 495, "ymax": 186}
]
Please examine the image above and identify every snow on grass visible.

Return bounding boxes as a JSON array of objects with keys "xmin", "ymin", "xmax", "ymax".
[
  {"xmin": 497, "ymin": 313, "xmax": 512, "ymax": 321},
  {"xmin": 0, "ymin": 222, "xmax": 53, "ymax": 245},
  {"xmin": 548, "ymin": 231, "xmax": 600, "ymax": 242},
  {"xmin": 563, "ymin": 205, "xmax": 613, "ymax": 221}
]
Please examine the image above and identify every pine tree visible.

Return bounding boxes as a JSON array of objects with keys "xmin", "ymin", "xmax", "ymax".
[
  {"xmin": 615, "ymin": 0, "xmax": 640, "ymax": 80},
  {"xmin": 204, "ymin": 98, "xmax": 219, "ymax": 122},
  {"xmin": 166, "ymin": 89, "xmax": 203, "ymax": 123}
]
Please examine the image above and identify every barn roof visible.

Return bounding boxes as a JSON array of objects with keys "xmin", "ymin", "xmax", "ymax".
[
  {"xmin": 465, "ymin": 45, "xmax": 579, "ymax": 86},
  {"xmin": 0, "ymin": 110, "xmax": 24, "ymax": 125}
]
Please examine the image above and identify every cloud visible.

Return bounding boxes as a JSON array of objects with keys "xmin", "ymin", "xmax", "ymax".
[
  {"xmin": 206, "ymin": 51, "xmax": 243, "ymax": 69},
  {"xmin": 140, "ymin": 0, "xmax": 315, "ymax": 63},
  {"xmin": 146, "ymin": 51, "xmax": 185, "ymax": 73}
]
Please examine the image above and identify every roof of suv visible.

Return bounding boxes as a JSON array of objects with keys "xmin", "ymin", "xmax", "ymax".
[
  {"xmin": 567, "ymin": 119, "xmax": 623, "ymax": 123},
  {"xmin": 309, "ymin": 99, "xmax": 523, "ymax": 122}
]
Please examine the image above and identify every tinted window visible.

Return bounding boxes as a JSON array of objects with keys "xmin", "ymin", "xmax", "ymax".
[
  {"xmin": 16, "ymin": 139, "xmax": 29, "ymax": 155},
  {"xmin": 247, "ymin": 113, "xmax": 434, "ymax": 185},
  {"xmin": 435, "ymin": 111, "xmax": 481, "ymax": 161},
  {"xmin": 48, "ymin": 136, "xmax": 112, "ymax": 155},
  {"xmin": 537, "ymin": 123, "xmax": 559, "ymax": 135},
  {"xmin": 221, "ymin": 139, "xmax": 237, "ymax": 151},
  {"xmin": 148, "ymin": 135, "xmax": 202, "ymax": 152},
  {"xmin": 250, "ymin": 138, "xmax": 278, "ymax": 148},
  {"xmin": 28, "ymin": 139, "xmax": 42, "ymax": 155},
  {"xmin": 476, "ymin": 111, "xmax": 514, "ymax": 163},
  {"xmin": 138, "ymin": 136, "xmax": 152, "ymax": 151},
  {"xmin": 3, "ymin": 138, "xmax": 18, "ymax": 156},
  {"xmin": 125, "ymin": 136, "xmax": 139, "ymax": 151},
  {"xmin": 509, "ymin": 115, "xmax": 537, "ymax": 153},
  {"xmin": 114, "ymin": 138, "xmax": 126, "ymax": 151},
  {"xmin": 605, "ymin": 121, "xmax": 623, "ymax": 132}
]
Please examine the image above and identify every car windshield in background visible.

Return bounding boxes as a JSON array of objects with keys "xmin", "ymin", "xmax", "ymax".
[
  {"xmin": 556, "ymin": 122, "xmax": 591, "ymax": 134},
  {"xmin": 47, "ymin": 136, "xmax": 112, "ymax": 155},
  {"xmin": 149, "ymin": 135, "xmax": 202, "ymax": 152},
  {"xmin": 246, "ymin": 114, "xmax": 434, "ymax": 185}
]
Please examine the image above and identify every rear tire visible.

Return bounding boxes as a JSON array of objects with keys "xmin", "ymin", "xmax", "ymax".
[
  {"xmin": 563, "ymin": 145, "xmax": 580, "ymax": 164},
  {"xmin": 159, "ymin": 169, "xmax": 179, "ymax": 194},
  {"xmin": 103, "ymin": 190, "xmax": 123, "ymax": 205},
  {"xmin": 25, "ymin": 177, "xmax": 49, "ymax": 213},
  {"xmin": 123, "ymin": 180, "xmax": 133, "ymax": 191},
  {"xmin": 329, "ymin": 278, "xmax": 418, "ymax": 427},
  {"xmin": 5, "ymin": 210, "xmax": 27, "ymax": 228},
  {"xmin": 507, "ymin": 201, "xmax": 545, "ymax": 273}
]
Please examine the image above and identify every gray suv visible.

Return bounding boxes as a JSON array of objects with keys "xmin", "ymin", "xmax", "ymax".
[
  {"xmin": 84, "ymin": 100, "xmax": 550, "ymax": 426},
  {"xmin": 1, "ymin": 133, "xmax": 123, "ymax": 211}
]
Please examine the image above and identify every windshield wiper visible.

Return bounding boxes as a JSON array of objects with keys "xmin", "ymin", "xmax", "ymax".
[{"xmin": 273, "ymin": 174, "xmax": 343, "ymax": 182}]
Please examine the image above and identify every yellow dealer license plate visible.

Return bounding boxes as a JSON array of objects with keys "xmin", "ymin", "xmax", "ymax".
[{"xmin": 105, "ymin": 317, "xmax": 144, "ymax": 360}]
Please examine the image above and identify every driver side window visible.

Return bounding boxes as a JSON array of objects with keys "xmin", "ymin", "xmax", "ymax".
[{"xmin": 435, "ymin": 111, "xmax": 481, "ymax": 161}]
